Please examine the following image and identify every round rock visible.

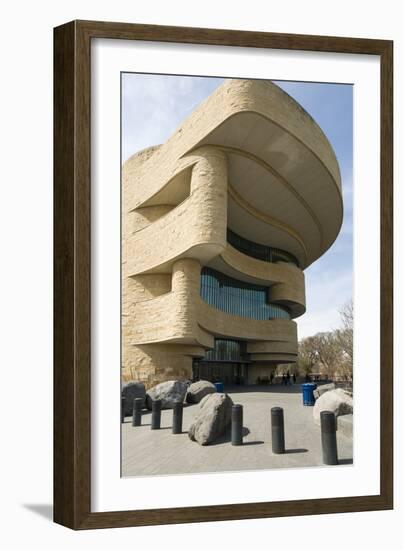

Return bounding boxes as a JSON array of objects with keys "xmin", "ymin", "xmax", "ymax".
[
  {"xmin": 313, "ymin": 388, "xmax": 353, "ymax": 426},
  {"xmin": 145, "ymin": 380, "xmax": 189, "ymax": 410},
  {"xmin": 121, "ymin": 382, "xmax": 146, "ymax": 416},
  {"xmin": 188, "ymin": 393, "xmax": 234, "ymax": 445},
  {"xmin": 186, "ymin": 380, "xmax": 216, "ymax": 404}
]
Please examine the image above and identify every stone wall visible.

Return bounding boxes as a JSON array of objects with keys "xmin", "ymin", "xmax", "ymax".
[{"xmin": 121, "ymin": 79, "xmax": 343, "ymax": 386}]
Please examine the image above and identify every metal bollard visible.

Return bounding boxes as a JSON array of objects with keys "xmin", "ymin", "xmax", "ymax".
[
  {"xmin": 151, "ymin": 399, "xmax": 162, "ymax": 430},
  {"xmin": 132, "ymin": 398, "xmax": 143, "ymax": 427},
  {"xmin": 231, "ymin": 404, "xmax": 243, "ymax": 446},
  {"xmin": 320, "ymin": 410, "xmax": 338, "ymax": 465},
  {"xmin": 172, "ymin": 401, "xmax": 183, "ymax": 434},
  {"xmin": 271, "ymin": 407, "xmax": 285, "ymax": 454},
  {"xmin": 121, "ymin": 396, "xmax": 126, "ymax": 423}
]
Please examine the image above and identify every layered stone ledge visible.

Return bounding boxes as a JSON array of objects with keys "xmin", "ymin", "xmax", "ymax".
[
  {"xmin": 125, "ymin": 147, "xmax": 228, "ymax": 276},
  {"xmin": 211, "ymin": 243, "xmax": 306, "ymax": 317},
  {"xmin": 124, "ymin": 79, "xmax": 341, "ymax": 211},
  {"xmin": 130, "ymin": 258, "xmax": 298, "ymax": 357}
]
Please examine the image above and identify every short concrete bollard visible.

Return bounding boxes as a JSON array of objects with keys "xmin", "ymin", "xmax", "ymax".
[
  {"xmin": 271, "ymin": 407, "xmax": 285, "ymax": 454},
  {"xmin": 132, "ymin": 397, "xmax": 143, "ymax": 427},
  {"xmin": 121, "ymin": 396, "xmax": 126, "ymax": 423},
  {"xmin": 172, "ymin": 401, "xmax": 183, "ymax": 434},
  {"xmin": 320, "ymin": 410, "xmax": 338, "ymax": 465},
  {"xmin": 231, "ymin": 404, "xmax": 243, "ymax": 446},
  {"xmin": 151, "ymin": 399, "xmax": 162, "ymax": 430}
]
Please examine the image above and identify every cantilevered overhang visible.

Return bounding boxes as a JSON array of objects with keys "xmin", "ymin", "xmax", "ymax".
[
  {"xmin": 194, "ymin": 85, "xmax": 343, "ymax": 268},
  {"xmin": 207, "ymin": 243, "xmax": 306, "ymax": 318},
  {"xmin": 124, "ymin": 79, "xmax": 343, "ymax": 269}
]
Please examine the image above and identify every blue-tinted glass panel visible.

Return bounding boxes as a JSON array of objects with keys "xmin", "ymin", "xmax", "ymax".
[{"xmin": 200, "ymin": 267, "xmax": 290, "ymax": 320}]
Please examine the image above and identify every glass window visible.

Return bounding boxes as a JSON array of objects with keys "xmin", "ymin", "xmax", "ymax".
[
  {"xmin": 204, "ymin": 338, "xmax": 248, "ymax": 361},
  {"xmin": 227, "ymin": 228, "xmax": 299, "ymax": 266},
  {"xmin": 200, "ymin": 267, "xmax": 290, "ymax": 320}
]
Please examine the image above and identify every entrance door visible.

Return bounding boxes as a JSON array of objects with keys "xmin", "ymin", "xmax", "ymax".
[{"xmin": 192, "ymin": 361, "xmax": 247, "ymax": 385}]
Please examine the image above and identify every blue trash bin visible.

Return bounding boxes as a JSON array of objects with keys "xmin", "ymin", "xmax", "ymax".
[
  {"xmin": 214, "ymin": 382, "xmax": 224, "ymax": 393},
  {"xmin": 301, "ymin": 383, "xmax": 317, "ymax": 406}
]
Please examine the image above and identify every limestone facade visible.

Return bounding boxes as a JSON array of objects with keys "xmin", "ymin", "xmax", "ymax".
[{"xmin": 122, "ymin": 79, "xmax": 342, "ymax": 388}]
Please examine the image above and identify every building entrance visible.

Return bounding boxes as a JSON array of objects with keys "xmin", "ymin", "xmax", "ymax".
[{"xmin": 192, "ymin": 360, "xmax": 248, "ymax": 385}]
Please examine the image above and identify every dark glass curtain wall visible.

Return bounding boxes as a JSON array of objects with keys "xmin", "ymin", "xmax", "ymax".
[
  {"xmin": 227, "ymin": 228, "xmax": 299, "ymax": 267},
  {"xmin": 200, "ymin": 267, "xmax": 290, "ymax": 320},
  {"xmin": 204, "ymin": 338, "xmax": 248, "ymax": 362}
]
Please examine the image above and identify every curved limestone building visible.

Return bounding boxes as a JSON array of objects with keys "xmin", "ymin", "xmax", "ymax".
[{"xmin": 122, "ymin": 79, "xmax": 343, "ymax": 388}]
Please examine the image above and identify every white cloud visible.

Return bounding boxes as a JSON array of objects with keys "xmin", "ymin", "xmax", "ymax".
[{"xmin": 121, "ymin": 73, "xmax": 223, "ymax": 161}]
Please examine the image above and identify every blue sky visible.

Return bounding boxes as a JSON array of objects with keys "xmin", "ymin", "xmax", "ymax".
[{"xmin": 122, "ymin": 74, "xmax": 353, "ymax": 339}]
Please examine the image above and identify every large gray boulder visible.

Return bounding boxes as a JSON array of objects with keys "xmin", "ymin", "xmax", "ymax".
[
  {"xmin": 186, "ymin": 380, "xmax": 216, "ymax": 404},
  {"xmin": 313, "ymin": 383, "xmax": 336, "ymax": 400},
  {"xmin": 146, "ymin": 380, "xmax": 189, "ymax": 410},
  {"xmin": 313, "ymin": 388, "xmax": 353, "ymax": 426},
  {"xmin": 122, "ymin": 382, "xmax": 146, "ymax": 416},
  {"xmin": 188, "ymin": 393, "xmax": 233, "ymax": 445}
]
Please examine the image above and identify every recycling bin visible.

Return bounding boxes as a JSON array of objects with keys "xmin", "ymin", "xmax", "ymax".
[
  {"xmin": 214, "ymin": 382, "xmax": 224, "ymax": 393},
  {"xmin": 301, "ymin": 383, "xmax": 317, "ymax": 406}
]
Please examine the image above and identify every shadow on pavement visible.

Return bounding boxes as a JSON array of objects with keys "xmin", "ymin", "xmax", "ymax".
[
  {"xmin": 208, "ymin": 426, "xmax": 250, "ymax": 446},
  {"xmin": 226, "ymin": 385, "xmax": 302, "ymax": 395},
  {"xmin": 225, "ymin": 383, "xmax": 331, "ymax": 395}
]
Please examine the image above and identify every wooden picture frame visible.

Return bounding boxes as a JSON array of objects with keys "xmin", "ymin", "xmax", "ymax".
[{"xmin": 54, "ymin": 19, "xmax": 393, "ymax": 529}]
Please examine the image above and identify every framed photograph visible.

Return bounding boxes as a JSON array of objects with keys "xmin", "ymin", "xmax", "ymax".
[{"xmin": 54, "ymin": 20, "xmax": 393, "ymax": 529}]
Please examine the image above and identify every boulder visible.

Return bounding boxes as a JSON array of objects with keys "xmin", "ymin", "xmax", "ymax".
[
  {"xmin": 121, "ymin": 382, "xmax": 146, "ymax": 416},
  {"xmin": 145, "ymin": 380, "xmax": 189, "ymax": 410},
  {"xmin": 186, "ymin": 380, "xmax": 216, "ymax": 404},
  {"xmin": 188, "ymin": 393, "xmax": 233, "ymax": 445},
  {"xmin": 313, "ymin": 383, "xmax": 336, "ymax": 400},
  {"xmin": 313, "ymin": 388, "xmax": 353, "ymax": 425}
]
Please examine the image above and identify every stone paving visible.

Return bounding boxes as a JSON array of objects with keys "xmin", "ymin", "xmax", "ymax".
[{"xmin": 121, "ymin": 385, "xmax": 353, "ymax": 477}]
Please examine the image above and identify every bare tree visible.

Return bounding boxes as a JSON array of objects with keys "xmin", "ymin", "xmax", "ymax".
[
  {"xmin": 335, "ymin": 300, "xmax": 353, "ymax": 381},
  {"xmin": 297, "ymin": 300, "xmax": 353, "ymax": 384},
  {"xmin": 298, "ymin": 336, "xmax": 319, "ymax": 375},
  {"xmin": 312, "ymin": 332, "xmax": 342, "ymax": 380}
]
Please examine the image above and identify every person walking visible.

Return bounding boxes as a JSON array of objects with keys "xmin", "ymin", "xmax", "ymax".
[{"xmin": 286, "ymin": 371, "xmax": 291, "ymax": 386}]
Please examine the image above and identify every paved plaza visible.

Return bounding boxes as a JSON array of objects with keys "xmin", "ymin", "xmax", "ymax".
[{"xmin": 121, "ymin": 385, "xmax": 353, "ymax": 477}]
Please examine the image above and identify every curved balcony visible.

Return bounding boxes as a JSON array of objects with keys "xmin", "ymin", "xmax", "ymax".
[
  {"xmin": 125, "ymin": 148, "xmax": 228, "ymax": 276},
  {"xmin": 209, "ymin": 243, "xmax": 306, "ymax": 317},
  {"xmin": 247, "ymin": 340, "xmax": 298, "ymax": 364},
  {"xmin": 131, "ymin": 278, "xmax": 297, "ymax": 351},
  {"xmin": 198, "ymin": 301, "xmax": 297, "ymax": 345}
]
